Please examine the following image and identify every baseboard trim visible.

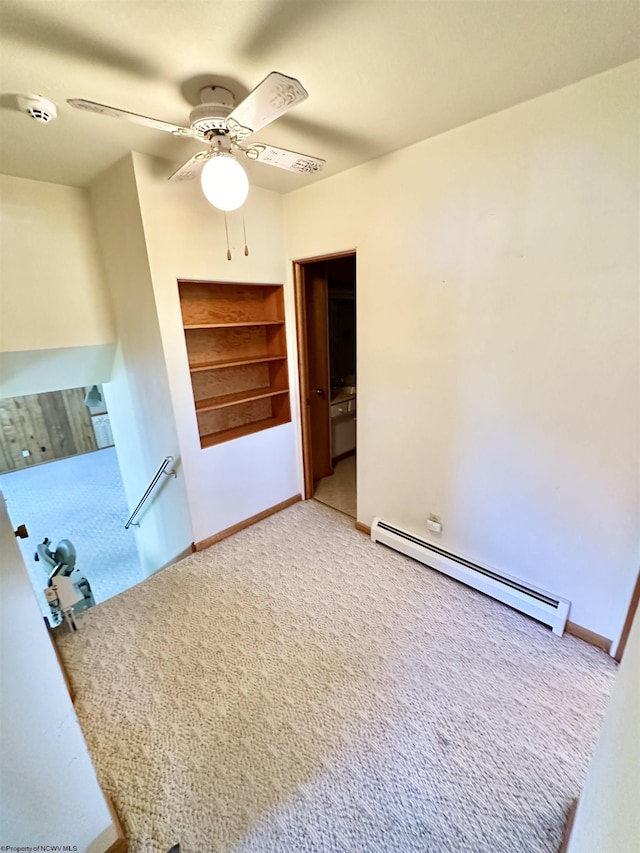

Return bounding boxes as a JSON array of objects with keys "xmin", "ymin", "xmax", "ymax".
[
  {"xmin": 558, "ymin": 797, "xmax": 578, "ymax": 853},
  {"xmin": 194, "ymin": 494, "xmax": 302, "ymax": 551},
  {"xmin": 105, "ymin": 794, "xmax": 127, "ymax": 852},
  {"xmin": 332, "ymin": 449, "xmax": 356, "ymax": 465},
  {"xmin": 566, "ymin": 621, "xmax": 612, "ymax": 654},
  {"xmin": 614, "ymin": 569, "xmax": 640, "ymax": 662},
  {"xmin": 355, "ymin": 521, "xmax": 371, "ymax": 536}
]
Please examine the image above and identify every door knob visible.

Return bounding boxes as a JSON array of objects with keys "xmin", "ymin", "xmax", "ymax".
[
  {"xmin": 314, "ymin": 388, "xmax": 325, "ymax": 398},
  {"xmin": 14, "ymin": 524, "xmax": 28, "ymax": 539}
]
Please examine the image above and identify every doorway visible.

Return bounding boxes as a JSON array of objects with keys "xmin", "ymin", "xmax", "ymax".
[{"xmin": 294, "ymin": 251, "xmax": 356, "ymax": 518}]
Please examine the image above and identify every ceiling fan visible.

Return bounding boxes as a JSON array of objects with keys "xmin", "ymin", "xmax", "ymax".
[{"xmin": 68, "ymin": 71, "xmax": 325, "ymax": 210}]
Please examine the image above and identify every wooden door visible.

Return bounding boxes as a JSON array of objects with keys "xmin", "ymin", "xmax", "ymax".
[{"xmin": 304, "ymin": 263, "xmax": 332, "ymax": 483}]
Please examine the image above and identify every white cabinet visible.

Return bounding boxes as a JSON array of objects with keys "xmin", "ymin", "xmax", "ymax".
[{"xmin": 330, "ymin": 392, "xmax": 356, "ymax": 460}]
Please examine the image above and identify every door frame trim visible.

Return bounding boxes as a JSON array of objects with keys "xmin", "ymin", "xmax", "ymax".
[
  {"xmin": 293, "ymin": 250, "xmax": 356, "ymax": 499},
  {"xmin": 614, "ymin": 568, "xmax": 640, "ymax": 662}
]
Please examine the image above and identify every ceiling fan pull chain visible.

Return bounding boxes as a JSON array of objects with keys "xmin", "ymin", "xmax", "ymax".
[
  {"xmin": 242, "ymin": 211, "xmax": 249, "ymax": 256},
  {"xmin": 223, "ymin": 211, "xmax": 232, "ymax": 261}
]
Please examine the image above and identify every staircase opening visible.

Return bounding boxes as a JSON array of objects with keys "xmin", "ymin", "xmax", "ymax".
[{"xmin": 0, "ymin": 384, "xmax": 144, "ymax": 619}]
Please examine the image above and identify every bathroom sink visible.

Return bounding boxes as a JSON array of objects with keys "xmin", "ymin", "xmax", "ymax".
[{"xmin": 331, "ymin": 385, "xmax": 356, "ymax": 401}]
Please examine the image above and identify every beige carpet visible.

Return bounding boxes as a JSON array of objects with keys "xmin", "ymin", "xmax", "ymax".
[
  {"xmin": 314, "ymin": 455, "xmax": 356, "ymax": 517},
  {"xmin": 58, "ymin": 501, "xmax": 616, "ymax": 853}
]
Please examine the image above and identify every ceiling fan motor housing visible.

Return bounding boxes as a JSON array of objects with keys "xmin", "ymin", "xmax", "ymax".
[{"xmin": 189, "ymin": 86, "xmax": 234, "ymax": 136}]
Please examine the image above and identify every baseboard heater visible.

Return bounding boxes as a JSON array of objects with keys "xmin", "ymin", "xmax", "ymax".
[{"xmin": 370, "ymin": 518, "xmax": 570, "ymax": 636}]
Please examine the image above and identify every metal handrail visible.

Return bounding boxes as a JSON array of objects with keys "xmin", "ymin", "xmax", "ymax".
[{"xmin": 125, "ymin": 456, "xmax": 176, "ymax": 529}]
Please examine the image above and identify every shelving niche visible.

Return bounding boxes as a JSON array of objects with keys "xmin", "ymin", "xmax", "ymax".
[{"xmin": 178, "ymin": 280, "xmax": 291, "ymax": 448}]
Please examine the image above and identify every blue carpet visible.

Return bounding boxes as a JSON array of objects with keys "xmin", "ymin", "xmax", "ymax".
[{"xmin": 1, "ymin": 447, "xmax": 145, "ymax": 616}]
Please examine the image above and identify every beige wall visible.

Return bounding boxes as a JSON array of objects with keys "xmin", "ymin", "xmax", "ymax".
[
  {"xmin": 0, "ymin": 345, "xmax": 114, "ymax": 398},
  {"xmin": 131, "ymin": 152, "xmax": 299, "ymax": 544},
  {"xmin": 0, "ymin": 174, "xmax": 115, "ymax": 395},
  {"xmin": 90, "ymin": 155, "xmax": 193, "ymax": 574},
  {"xmin": 0, "ymin": 173, "xmax": 114, "ymax": 353},
  {"xmin": 284, "ymin": 60, "xmax": 640, "ymax": 644},
  {"xmin": 0, "ymin": 494, "xmax": 117, "ymax": 851},
  {"xmin": 568, "ymin": 607, "xmax": 640, "ymax": 852}
]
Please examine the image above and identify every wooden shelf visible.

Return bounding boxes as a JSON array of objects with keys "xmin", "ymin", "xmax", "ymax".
[
  {"xmin": 189, "ymin": 355, "xmax": 286, "ymax": 373},
  {"xmin": 179, "ymin": 280, "xmax": 291, "ymax": 447},
  {"xmin": 183, "ymin": 321, "xmax": 284, "ymax": 330},
  {"xmin": 195, "ymin": 387, "xmax": 288, "ymax": 414},
  {"xmin": 200, "ymin": 414, "xmax": 290, "ymax": 448}
]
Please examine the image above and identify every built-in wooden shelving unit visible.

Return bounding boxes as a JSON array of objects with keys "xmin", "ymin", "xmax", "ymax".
[{"xmin": 178, "ymin": 280, "xmax": 291, "ymax": 448}]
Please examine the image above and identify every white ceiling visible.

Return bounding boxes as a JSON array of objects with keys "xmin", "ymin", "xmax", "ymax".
[{"xmin": 1, "ymin": 0, "xmax": 639, "ymax": 194}]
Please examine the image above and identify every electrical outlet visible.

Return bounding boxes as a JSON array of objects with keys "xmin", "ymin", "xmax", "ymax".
[{"xmin": 427, "ymin": 514, "xmax": 442, "ymax": 533}]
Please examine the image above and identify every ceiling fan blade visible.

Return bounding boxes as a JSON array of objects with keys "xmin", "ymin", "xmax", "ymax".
[
  {"xmin": 238, "ymin": 142, "xmax": 325, "ymax": 174},
  {"xmin": 225, "ymin": 72, "xmax": 308, "ymax": 140},
  {"xmin": 67, "ymin": 98, "xmax": 197, "ymax": 138},
  {"xmin": 168, "ymin": 151, "xmax": 210, "ymax": 182}
]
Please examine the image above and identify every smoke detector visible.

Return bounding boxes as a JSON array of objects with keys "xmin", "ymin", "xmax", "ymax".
[{"xmin": 17, "ymin": 94, "xmax": 58, "ymax": 124}]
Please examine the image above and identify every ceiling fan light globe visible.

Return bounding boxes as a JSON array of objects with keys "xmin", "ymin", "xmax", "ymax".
[{"xmin": 200, "ymin": 154, "xmax": 249, "ymax": 211}]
